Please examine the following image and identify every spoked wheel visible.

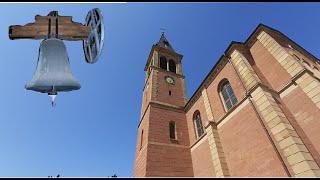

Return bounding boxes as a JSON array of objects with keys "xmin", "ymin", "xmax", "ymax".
[{"xmin": 83, "ymin": 8, "xmax": 105, "ymax": 64}]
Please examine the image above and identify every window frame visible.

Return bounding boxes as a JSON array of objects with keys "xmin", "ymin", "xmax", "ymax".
[
  {"xmin": 169, "ymin": 121, "xmax": 177, "ymax": 140},
  {"xmin": 219, "ymin": 80, "xmax": 238, "ymax": 111},
  {"xmin": 193, "ymin": 111, "xmax": 205, "ymax": 139}
]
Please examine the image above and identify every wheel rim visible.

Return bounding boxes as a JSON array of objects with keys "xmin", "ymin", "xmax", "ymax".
[{"xmin": 83, "ymin": 8, "xmax": 104, "ymax": 64}]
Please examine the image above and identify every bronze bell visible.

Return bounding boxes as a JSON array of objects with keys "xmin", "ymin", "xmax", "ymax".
[{"xmin": 26, "ymin": 38, "xmax": 81, "ymax": 106}]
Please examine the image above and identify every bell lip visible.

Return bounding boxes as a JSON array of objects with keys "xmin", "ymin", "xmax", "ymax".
[{"xmin": 25, "ymin": 84, "xmax": 81, "ymax": 93}]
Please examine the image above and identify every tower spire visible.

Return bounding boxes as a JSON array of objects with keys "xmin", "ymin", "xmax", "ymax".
[
  {"xmin": 134, "ymin": 27, "xmax": 191, "ymax": 177},
  {"xmin": 156, "ymin": 29, "xmax": 175, "ymax": 52}
]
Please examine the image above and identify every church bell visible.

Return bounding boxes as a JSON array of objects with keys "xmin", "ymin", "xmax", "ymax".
[{"xmin": 25, "ymin": 38, "xmax": 81, "ymax": 105}]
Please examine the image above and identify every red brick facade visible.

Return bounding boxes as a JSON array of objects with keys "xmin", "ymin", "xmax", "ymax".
[{"xmin": 133, "ymin": 24, "xmax": 320, "ymax": 177}]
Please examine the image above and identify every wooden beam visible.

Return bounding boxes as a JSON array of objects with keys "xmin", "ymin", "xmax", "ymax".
[{"xmin": 9, "ymin": 14, "xmax": 91, "ymax": 41}]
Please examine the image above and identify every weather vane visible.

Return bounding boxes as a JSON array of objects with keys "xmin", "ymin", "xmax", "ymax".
[{"xmin": 8, "ymin": 8, "xmax": 105, "ymax": 107}]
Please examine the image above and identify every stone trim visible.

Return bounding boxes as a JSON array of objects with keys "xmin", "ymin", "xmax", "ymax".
[
  {"xmin": 200, "ymin": 87, "xmax": 231, "ymax": 176},
  {"xmin": 229, "ymin": 47, "xmax": 320, "ymax": 177},
  {"xmin": 149, "ymin": 141, "xmax": 189, "ymax": 149},
  {"xmin": 251, "ymin": 87, "xmax": 320, "ymax": 177},
  {"xmin": 217, "ymin": 98, "xmax": 250, "ymax": 129},
  {"xmin": 230, "ymin": 50, "xmax": 261, "ymax": 90},
  {"xmin": 295, "ymin": 71, "xmax": 320, "ymax": 109},
  {"xmin": 151, "ymin": 66, "xmax": 185, "ymax": 79},
  {"xmin": 229, "ymin": 49, "xmax": 293, "ymax": 176},
  {"xmin": 248, "ymin": 95, "xmax": 292, "ymax": 176},
  {"xmin": 279, "ymin": 82, "xmax": 298, "ymax": 98},
  {"xmin": 190, "ymin": 134, "xmax": 208, "ymax": 152},
  {"xmin": 210, "ymin": 96, "xmax": 248, "ymax": 128},
  {"xmin": 137, "ymin": 100, "xmax": 184, "ymax": 128},
  {"xmin": 205, "ymin": 123, "xmax": 230, "ymax": 177},
  {"xmin": 149, "ymin": 100, "xmax": 185, "ymax": 111},
  {"xmin": 257, "ymin": 31, "xmax": 320, "ymax": 110},
  {"xmin": 201, "ymin": 88, "xmax": 214, "ymax": 122}
]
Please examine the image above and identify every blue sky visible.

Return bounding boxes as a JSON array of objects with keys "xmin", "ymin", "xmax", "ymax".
[{"xmin": 0, "ymin": 2, "xmax": 319, "ymax": 177}]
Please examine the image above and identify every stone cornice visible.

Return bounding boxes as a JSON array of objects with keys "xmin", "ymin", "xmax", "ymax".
[
  {"xmin": 149, "ymin": 141, "xmax": 189, "ymax": 149},
  {"xmin": 149, "ymin": 101, "xmax": 185, "ymax": 112},
  {"xmin": 151, "ymin": 66, "xmax": 185, "ymax": 78},
  {"xmin": 137, "ymin": 100, "xmax": 185, "ymax": 128}
]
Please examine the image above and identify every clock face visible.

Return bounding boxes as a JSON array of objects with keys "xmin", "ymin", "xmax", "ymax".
[{"xmin": 165, "ymin": 76, "xmax": 175, "ymax": 85}]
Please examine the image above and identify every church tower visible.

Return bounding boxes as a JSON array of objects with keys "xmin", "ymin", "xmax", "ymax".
[{"xmin": 133, "ymin": 33, "xmax": 193, "ymax": 177}]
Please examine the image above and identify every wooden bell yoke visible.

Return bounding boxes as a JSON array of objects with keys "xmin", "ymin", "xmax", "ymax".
[{"xmin": 9, "ymin": 11, "xmax": 90, "ymax": 40}]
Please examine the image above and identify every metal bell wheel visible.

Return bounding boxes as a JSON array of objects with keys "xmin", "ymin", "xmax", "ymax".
[{"xmin": 83, "ymin": 8, "xmax": 105, "ymax": 64}]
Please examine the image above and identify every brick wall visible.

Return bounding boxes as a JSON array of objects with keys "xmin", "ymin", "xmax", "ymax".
[
  {"xmin": 145, "ymin": 105, "xmax": 193, "ymax": 177},
  {"xmin": 185, "ymin": 95, "xmax": 207, "ymax": 144},
  {"xmin": 281, "ymin": 85, "xmax": 320, "ymax": 163},
  {"xmin": 219, "ymin": 103, "xmax": 288, "ymax": 176},
  {"xmin": 154, "ymin": 69, "xmax": 186, "ymax": 107},
  {"xmin": 190, "ymin": 138, "xmax": 216, "ymax": 177},
  {"xmin": 205, "ymin": 62, "xmax": 246, "ymax": 120},
  {"xmin": 135, "ymin": 24, "xmax": 320, "ymax": 177},
  {"xmin": 146, "ymin": 143, "xmax": 193, "ymax": 177},
  {"xmin": 133, "ymin": 106, "xmax": 150, "ymax": 177},
  {"xmin": 148, "ymin": 105, "xmax": 190, "ymax": 145},
  {"xmin": 250, "ymin": 41, "xmax": 292, "ymax": 92}
]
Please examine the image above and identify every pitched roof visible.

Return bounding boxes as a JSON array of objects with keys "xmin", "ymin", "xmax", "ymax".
[
  {"xmin": 156, "ymin": 33, "xmax": 175, "ymax": 52},
  {"xmin": 144, "ymin": 33, "xmax": 183, "ymax": 71}
]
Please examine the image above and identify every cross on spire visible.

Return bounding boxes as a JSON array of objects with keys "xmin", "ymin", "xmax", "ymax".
[
  {"xmin": 156, "ymin": 28, "xmax": 175, "ymax": 52},
  {"xmin": 160, "ymin": 28, "xmax": 166, "ymax": 36}
]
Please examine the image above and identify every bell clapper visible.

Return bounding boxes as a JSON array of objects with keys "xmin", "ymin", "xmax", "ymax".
[
  {"xmin": 48, "ymin": 92, "xmax": 57, "ymax": 107},
  {"xmin": 48, "ymin": 87, "xmax": 57, "ymax": 107}
]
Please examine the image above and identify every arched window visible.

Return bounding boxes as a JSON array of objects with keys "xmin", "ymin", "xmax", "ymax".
[
  {"xmin": 160, "ymin": 56, "xmax": 167, "ymax": 70},
  {"xmin": 169, "ymin": 59, "xmax": 176, "ymax": 73},
  {"xmin": 193, "ymin": 111, "xmax": 204, "ymax": 138},
  {"xmin": 169, "ymin": 121, "xmax": 176, "ymax": 140},
  {"xmin": 220, "ymin": 80, "xmax": 238, "ymax": 111}
]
